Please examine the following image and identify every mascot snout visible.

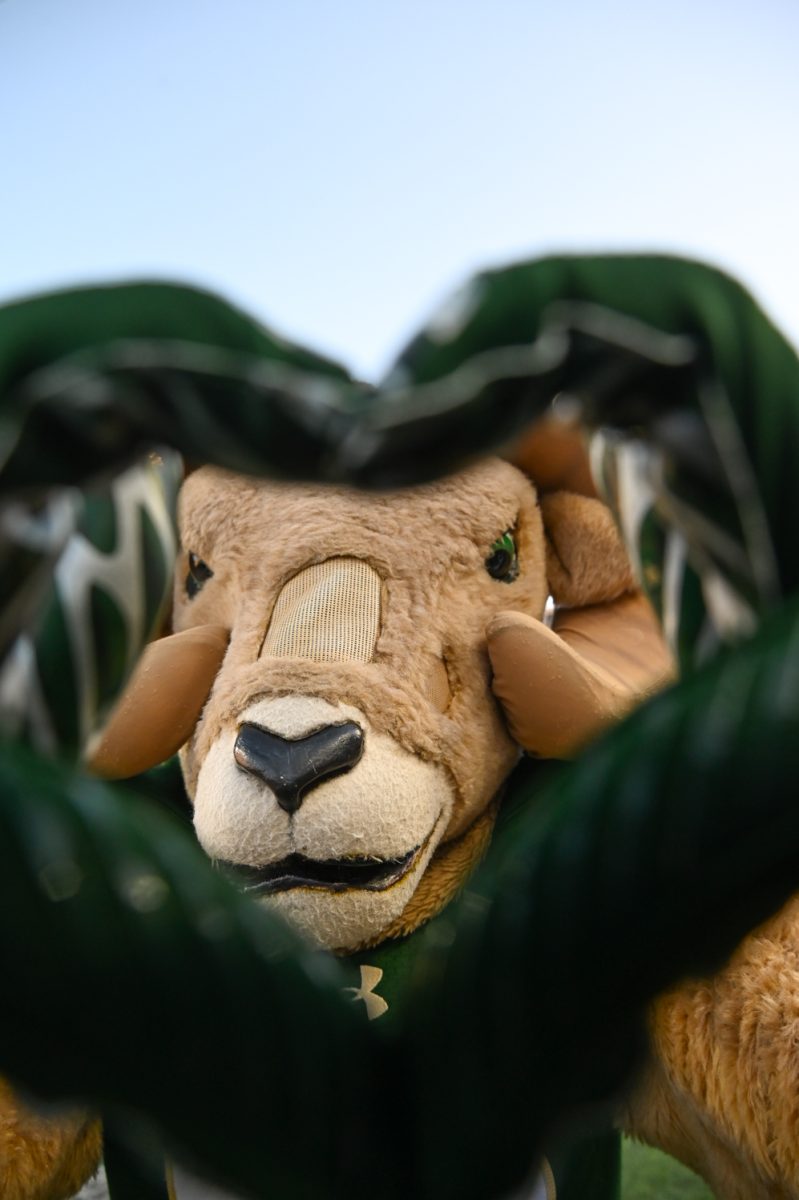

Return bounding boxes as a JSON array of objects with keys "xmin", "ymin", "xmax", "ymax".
[
  {"xmin": 232, "ymin": 719, "xmax": 365, "ymax": 813},
  {"xmin": 192, "ymin": 694, "xmax": 455, "ymax": 951}
]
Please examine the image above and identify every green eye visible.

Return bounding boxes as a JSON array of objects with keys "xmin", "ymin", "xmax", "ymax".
[
  {"xmin": 485, "ymin": 530, "xmax": 519, "ymax": 583},
  {"xmin": 185, "ymin": 551, "xmax": 213, "ymax": 599}
]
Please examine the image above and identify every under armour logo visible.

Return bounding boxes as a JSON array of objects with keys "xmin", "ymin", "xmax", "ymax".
[{"xmin": 344, "ymin": 964, "xmax": 389, "ymax": 1021}]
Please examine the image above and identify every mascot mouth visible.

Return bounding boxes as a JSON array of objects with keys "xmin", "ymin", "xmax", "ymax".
[{"xmin": 216, "ymin": 847, "xmax": 421, "ymax": 895}]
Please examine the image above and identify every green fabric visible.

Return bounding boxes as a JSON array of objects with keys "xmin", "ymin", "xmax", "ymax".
[
  {"xmin": 103, "ymin": 1118, "xmax": 171, "ymax": 1200},
  {"xmin": 380, "ymin": 255, "xmax": 799, "ymax": 667},
  {"xmin": 346, "ymin": 927, "xmax": 622, "ymax": 1200},
  {"xmin": 551, "ymin": 1133, "xmax": 620, "ymax": 1200},
  {"xmin": 0, "ymin": 280, "xmax": 362, "ymax": 495}
]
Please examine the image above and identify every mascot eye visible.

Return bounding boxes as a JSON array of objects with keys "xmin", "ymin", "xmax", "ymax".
[
  {"xmin": 485, "ymin": 531, "xmax": 519, "ymax": 583},
  {"xmin": 185, "ymin": 552, "xmax": 213, "ymax": 599}
]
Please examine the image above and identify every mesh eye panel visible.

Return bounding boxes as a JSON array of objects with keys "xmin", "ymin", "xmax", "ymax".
[{"xmin": 262, "ymin": 557, "xmax": 381, "ymax": 663}]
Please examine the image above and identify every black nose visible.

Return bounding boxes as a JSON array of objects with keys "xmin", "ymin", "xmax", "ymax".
[{"xmin": 233, "ymin": 721, "xmax": 364, "ymax": 814}]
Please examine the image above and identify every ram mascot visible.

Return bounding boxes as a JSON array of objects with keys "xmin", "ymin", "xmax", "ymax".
[{"xmin": 0, "ymin": 254, "xmax": 798, "ymax": 1200}]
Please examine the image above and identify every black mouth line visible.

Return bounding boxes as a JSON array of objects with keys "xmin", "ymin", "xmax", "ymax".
[{"xmin": 216, "ymin": 848, "xmax": 420, "ymax": 895}]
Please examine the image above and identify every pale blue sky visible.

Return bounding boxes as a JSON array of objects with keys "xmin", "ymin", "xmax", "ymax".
[{"xmin": 2, "ymin": 0, "xmax": 797, "ymax": 376}]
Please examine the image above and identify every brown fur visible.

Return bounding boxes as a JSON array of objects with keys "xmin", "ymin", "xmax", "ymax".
[
  {"xmin": 509, "ymin": 416, "xmax": 599, "ymax": 499},
  {"xmin": 0, "ymin": 1080, "xmax": 101, "ymax": 1200},
  {"xmin": 624, "ymin": 896, "xmax": 799, "ymax": 1198},
  {"xmin": 541, "ymin": 491, "xmax": 636, "ymax": 608}
]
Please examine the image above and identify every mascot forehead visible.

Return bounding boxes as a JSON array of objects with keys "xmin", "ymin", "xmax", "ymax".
[{"xmin": 178, "ymin": 457, "xmax": 539, "ymax": 564}]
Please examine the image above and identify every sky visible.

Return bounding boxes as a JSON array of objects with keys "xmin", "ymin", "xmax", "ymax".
[{"xmin": 1, "ymin": 0, "xmax": 797, "ymax": 378}]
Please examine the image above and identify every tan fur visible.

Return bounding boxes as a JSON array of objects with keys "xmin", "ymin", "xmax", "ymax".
[
  {"xmin": 0, "ymin": 1079, "xmax": 101, "ymax": 1200},
  {"xmin": 88, "ymin": 625, "xmax": 229, "ymax": 778},
  {"xmin": 541, "ymin": 491, "xmax": 636, "ymax": 608},
  {"xmin": 552, "ymin": 594, "xmax": 674, "ymax": 694},
  {"xmin": 87, "ymin": 458, "xmax": 664, "ymax": 952},
  {"xmin": 175, "ymin": 459, "xmax": 549, "ymax": 845},
  {"xmin": 357, "ymin": 800, "xmax": 499, "ymax": 949},
  {"xmin": 625, "ymin": 897, "xmax": 799, "ymax": 1198},
  {"xmin": 621, "ymin": 1056, "xmax": 789, "ymax": 1200}
]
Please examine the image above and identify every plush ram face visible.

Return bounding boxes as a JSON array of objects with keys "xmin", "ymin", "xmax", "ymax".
[
  {"xmin": 172, "ymin": 459, "xmax": 548, "ymax": 951},
  {"xmin": 92, "ymin": 454, "xmax": 669, "ymax": 954}
]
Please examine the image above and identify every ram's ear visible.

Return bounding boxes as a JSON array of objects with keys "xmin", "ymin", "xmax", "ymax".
[
  {"xmin": 488, "ymin": 492, "xmax": 673, "ymax": 758},
  {"xmin": 87, "ymin": 625, "xmax": 229, "ymax": 779}
]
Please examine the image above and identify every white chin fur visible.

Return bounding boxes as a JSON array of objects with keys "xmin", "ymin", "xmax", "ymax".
[
  {"xmin": 265, "ymin": 804, "xmax": 449, "ymax": 951},
  {"xmin": 192, "ymin": 696, "xmax": 454, "ymax": 951}
]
